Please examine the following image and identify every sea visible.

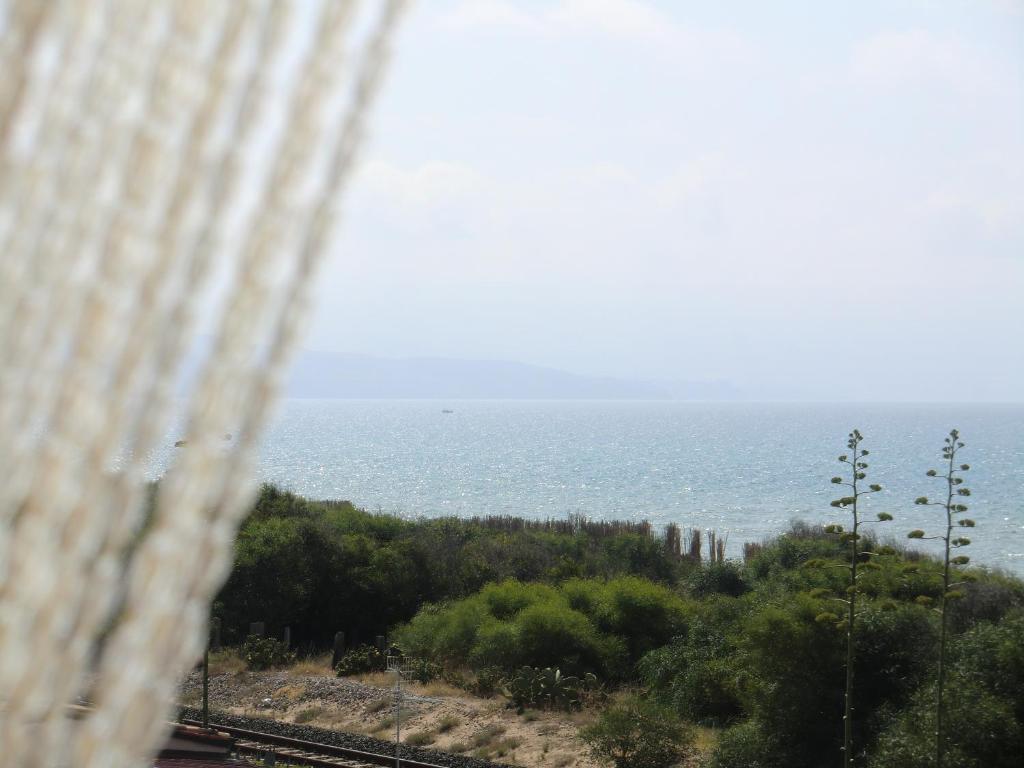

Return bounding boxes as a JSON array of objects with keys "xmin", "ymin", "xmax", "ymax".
[{"xmin": 237, "ymin": 400, "xmax": 1024, "ymax": 575}]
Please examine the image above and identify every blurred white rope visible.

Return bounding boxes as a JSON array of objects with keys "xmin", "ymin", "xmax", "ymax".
[{"xmin": 0, "ymin": 1, "xmax": 408, "ymax": 766}]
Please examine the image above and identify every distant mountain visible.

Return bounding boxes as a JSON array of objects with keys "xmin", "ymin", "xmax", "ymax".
[{"xmin": 285, "ymin": 351, "xmax": 738, "ymax": 400}]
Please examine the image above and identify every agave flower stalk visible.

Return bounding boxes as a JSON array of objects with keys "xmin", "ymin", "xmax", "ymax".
[
  {"xmin": 907, "ymin": 429, "xmax": 973, "ymax": 768},
  {"xmin": 822, "ymin": 430, "xmax": 891, "ymax": 768}
]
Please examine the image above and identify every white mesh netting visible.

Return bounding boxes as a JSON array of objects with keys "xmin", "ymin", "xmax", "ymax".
[{"xmin": 0, "ymin": 1, "xmax": 407, "ymax": 765}]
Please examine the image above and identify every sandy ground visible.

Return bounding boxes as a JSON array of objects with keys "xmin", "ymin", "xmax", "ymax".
[{"xmin": 181, "ymin": 663, "xmax": 602, "ymax": 768}]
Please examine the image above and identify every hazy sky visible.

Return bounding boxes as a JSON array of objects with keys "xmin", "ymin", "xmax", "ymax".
[{"xmin": 305, "ymin": 0, "xmax": 1023, "ymax": 401}]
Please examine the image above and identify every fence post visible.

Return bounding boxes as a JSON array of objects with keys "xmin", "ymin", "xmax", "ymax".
[
  {"xmin": 210, "ymin": 617, "xmax": 221, "ymax": 651},
  {"xmin": 283, "ymin": 626, "xmax": 291, "ymax": 648},
  {"xmin": 331, "ymin": 632, "xmax": 346, "ymax": 669}
]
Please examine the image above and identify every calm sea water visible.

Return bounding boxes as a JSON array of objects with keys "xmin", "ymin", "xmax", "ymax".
[{"xmin": 243, "ymin": 401, "xmax": 1024, "ymax": 574}]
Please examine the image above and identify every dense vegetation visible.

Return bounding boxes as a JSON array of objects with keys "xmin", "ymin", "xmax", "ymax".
[
  {"xmin": 214, "ymin": 484, "xmax": 685, "ymax": 647},
  {"xmin": 216, "ymin": 484, "xmax": 1024, "ymax": 767}
]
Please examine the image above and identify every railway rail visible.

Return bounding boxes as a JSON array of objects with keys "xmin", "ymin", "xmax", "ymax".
[{"xmin": 180, "ymin": 719, "xmax": 449, "ymax": 768}]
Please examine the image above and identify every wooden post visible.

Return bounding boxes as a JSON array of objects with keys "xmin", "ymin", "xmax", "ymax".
[
  {"xmin": 249, "ymin": 621, "xmax": 264, "ymax": 638},
  {"xmin": 283, "ymin": 626, "xmax": 291, "ymax": 648},
  {"xmin": 331, "ymin": 632, "xmax": 346, "ymax": 669}
]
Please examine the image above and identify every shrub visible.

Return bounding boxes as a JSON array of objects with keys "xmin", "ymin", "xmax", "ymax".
[
  {"xmin": 948, "ymin": 610, "xmax": 1024, "ymax": 722},
  {"xmin": 437, "ymin": 714, "xmax": 461, "ymax": 733},
  {"xmin": 514, "ymin": 601, "xmax": 620, "ymax": 676},
  {"xmin": 405, "ymin": 730, "xmax": 437, "ymax": 747},
  {"xmin": 581, "ymin": 695, "xmax": 692, "ymax": 768},
  {"xmin": 708, "ymin": 719, "xmax": 782, "ymax": 768},
  {"xmin": 468, "ymin": 619, "xmax": 523, "ymax": 670},
  {"xmin": 240, "ymin": 635, "xmax": 296, "ymax": 670},
  {"xmin": 294, "ymin": 706, "xmax": 323, "ymax": 724},
  {"xmin": 398, "ymin": 600, "xmax": 489, "ymax": 663},
  {"xmin": 406, "ymin": 657, "xmax": 442, "ymax": 684},
  {"xmin": 688, "ymin": 561, "xmax": 749, "ymax": 598},
  {"xmin": 503, "ymin": 666, "xmax": 600, "ymax": 711},
  {"xmin": 869, "ymin": 679, "xmax": 1022, "ymax": 768},
  {"xmin": 480, "ymin": 580, "xmax": 559, "ymax": 619},
  {"xmin": 396, "ymin": 579, "xmax": 638, "ymax": 678},
  {"xmin": 741, "ymin": 595, "xmax": 845, "ymax": 765},
  {"xmin": 639, "ymin": 637, "xmax": 742, "ymax": 726},
  {"xmin": 470, "ymin": 666, "xmax": 504, "ymax": 697},
  {"xmin": 588, "ymin": 576, "xmax": 692, "ymax": 660},
  {"xmin": 335, "ymin": 644, "xmax": 386, "ymax": 677},
  {"xmin": 637, "ymin": 595, "xmax": 744, "ymax": 726}
]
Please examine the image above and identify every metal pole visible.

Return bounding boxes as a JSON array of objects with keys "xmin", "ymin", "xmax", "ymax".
[
  {"xmin": 395, "ymin": 668, "xmax": 401, "ymax": 768},
  {"xmin": 202, "ymin": 644, "xmax": 209, "ymax": 729}
]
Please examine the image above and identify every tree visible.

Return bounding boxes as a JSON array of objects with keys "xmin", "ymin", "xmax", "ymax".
[
  {"xmin": 822, "ymin": 429, "xmax": 890, "ymax": 767},
  {"xmin": 581, "ymin": 695, "xmax": 692, "ymax": 768},
  {"xmin": 907, "ymin": 429, "xmax": 973, "ymax": 768}
]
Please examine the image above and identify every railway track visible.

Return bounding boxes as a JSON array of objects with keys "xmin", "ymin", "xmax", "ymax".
[{"xmin": 180, "ymin": 719, "xmax": 449, "ymax": 768}]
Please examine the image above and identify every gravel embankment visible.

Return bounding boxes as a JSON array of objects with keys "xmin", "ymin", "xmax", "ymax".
[
  {"xmin": 178, "ymin": 706, "xmax": 510, "ymax": 768},
  {"xmin": 181, "ymin": 671, "xmax": 432, "ymax": 713}
]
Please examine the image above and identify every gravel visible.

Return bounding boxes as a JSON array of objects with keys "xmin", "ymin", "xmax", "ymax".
[
  {"xmin": 181, "ymin": 672, "xmax": 428, "ymax": 713},
  {"xmin": 177, "ymin": 706, "xmax": 511, "ymax": 768}
]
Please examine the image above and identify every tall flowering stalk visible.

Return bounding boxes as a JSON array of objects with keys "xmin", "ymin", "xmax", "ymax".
[
  {"xmin": 907, "ymin": 429, "xmax": 973, "ymax": 768},
  {"xmin": 822, "ymin": 430, "xmax": 891, "ymax": 768}
]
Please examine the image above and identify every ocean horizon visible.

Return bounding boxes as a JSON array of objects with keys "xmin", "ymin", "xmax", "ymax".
[{"xmin": 155, "ymin": 399, "xmax": 1024, "ymax": 573}]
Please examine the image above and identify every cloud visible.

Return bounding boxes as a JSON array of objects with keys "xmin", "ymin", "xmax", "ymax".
[
  {"xmin": 442, "ymin": 0, "xmax": 543, "ymax": 35},
  {"xmin": 441, "ymin": 0, "xmax": 749, "ymax": 62},
  {"xmin": 359, "ymin": 159, "xmax": 485, "ymax": 209},
  {"xmin": 850, "ymin": 28, "xmax": 1010, "ymax": 96},
  {"xmin": 545, "ymin": 0, "xmax": 673, "ymax": 40}
]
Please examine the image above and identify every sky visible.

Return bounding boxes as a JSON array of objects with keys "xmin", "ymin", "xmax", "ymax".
[{"xmin": 305, "ymin": 0, "xmax": 1024, "ymax": 401}]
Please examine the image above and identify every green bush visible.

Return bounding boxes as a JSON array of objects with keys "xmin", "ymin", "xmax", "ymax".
[
  {"xmin": 708, "ymin": 719, "xmax": 782, "ymax": 768},
  {"xmin": 587, "ymin": 576, "xmax": 692, "ymax": 660},
  {"xmin": 396, "ymin": 577, "xmax": 687, "ymax": 679},
  {"xmin": 688, "ymin": 561, "xmax": 749, "ymax": 598},
  {"xmin": 480, "ymin": 580, "xmax": 559, "ymax": 619},
  {"xmin": 335, "ymin": 644, "xmax": 386, "ymax": 677},
  {"xmin": 216, "ymin": 485, "xmax": 685, "ymax": 649},
  {"xmin": 948, "ymin": 610, "xmax": 1024, "ymax": 721},
  {"xmin": 869, "ymin": 679, "xmax": 1022, "ymax": 768},
  {"xmin": 240, "ymin": 635, "xmax": 296, "ymax": 670},
  {"xmin": 406, "ymin": 657, "xmax": 442, "ymax": 684},
  {"xmin": 581, "ymin": 695, "xmax": 692, "ymax": 768},
  {"xmin": 514, "ymin": 601, "xmax": 621, "ymax": 676},
  {"xmin": 468, "ymin": 619, "xmax": 522, "ymax": 670},
  {"xmin": 469, "ymin": 666, "xmax": 503, "ymax": 697},
  {"xmin": 503, "ymin": 666, "xmax": 600, "ymax": 711}
]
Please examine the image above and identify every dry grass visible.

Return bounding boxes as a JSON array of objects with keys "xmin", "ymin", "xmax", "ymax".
[
  {"xmin": 365, "ymin": 697, "xmax": 391, "ymax": 715},
  {"xmin": 353, "ymin": 671, "xmax": 394, "ymax": 687},
  {"xmin": 208, "ymin": 649, "xmax": 246, "ymax": 676},
  {"xmin": 437, "ymin": 714, "xmax": 461, "ymax": 733},
  {"xmin": 288, "ymin": 653, "xmax": 333, "ymax": 676},
  {"xmin": 276, "ymin": 682, "xmax": 308, "ymax": 702},
  {"xmin": 692, "ymin": 725, "xmax": 720, "ymax": 758},
  {"xmin": 294, "ymin": 705, "xmax": 324, "ymax": 724},
  {"xmin": 371, "ymin": 711, "xmax": 409, "ymax": 735},
  {"xmin": 404, "ymin": 729, "xmax": 438, "ymax": 747},
  {"xmin": 181, "ymin": 663, "xmax": 605, "ymax": 767},
  {"xmin": 411, "ymin": 679, "xmax": 465, "ymax": 697},
  {"xmin": 471, "ymin": 723, "xmax": 506, "ymax": 749}
]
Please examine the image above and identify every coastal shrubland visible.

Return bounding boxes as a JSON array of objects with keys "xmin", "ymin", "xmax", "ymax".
[
  {"xmin": 214, "ymin": 484, "xmax": 692, "ymax": 647},
  {"xmin": 213, "ymin": 482, "xmax": 1024, "ymax": 767}
]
